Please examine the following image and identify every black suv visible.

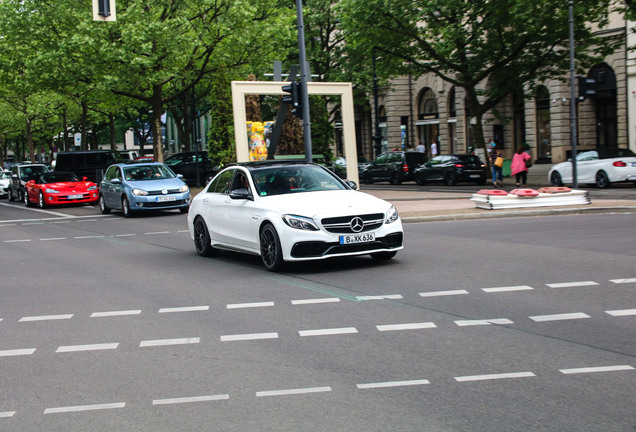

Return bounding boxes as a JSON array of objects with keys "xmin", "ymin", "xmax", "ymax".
[
  {"xmin": 164, "ymin": 151, "xmax": 216, "ymax": 186},
  {"xmin": 414, "ymin": 154, "xmax": 487, "ymax": 186},
  {"xmin": 8, "ymin": 164, "xmax": 49, "ymax": 202},
  {"xmin": 54, "ymin": 150, "xmax": 122, "ymax": 183},
  {"xmin": 362, "ymin": 151, "xmax": 428, "ymax": 185}
]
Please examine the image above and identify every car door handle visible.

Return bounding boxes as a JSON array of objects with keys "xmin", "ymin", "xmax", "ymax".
[{"xmin": 203, "ymin": 198, "xmax": 209, "ymax": 202}]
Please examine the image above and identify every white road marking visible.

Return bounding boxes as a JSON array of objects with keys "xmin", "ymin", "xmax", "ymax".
[
  {"xmin": 40, "ymin": 237, "xmax": 66, "ymax": 241},
  {"xmin": 0, "ymin": 202, "xmax": 70, "ymax": 217},
  {"xmin": 19, "ymin": 314, "xmax": 73, "ymax": 322},
  {"xmin": 152, "ymin": 395, "xmax": 229, "ymax": 405},
  {"xmin": 44, "ymin": 402, "xmax": 125, "ymax": 414},
  {"xmin": 0, "ymin": 348, "xmax": 36, "ymax": 357},
  {"xmin": 529, "ymin": 312, "xmax": 590, "ymax": 322},
  {"xmin": 77, "ymin": 219, "xmax": 98, "ymax": 223},
  {"xmin": 546, "ymin": 281, "xmax": 599, "ymax": 288},
  {"xmin": 376, "ymin": 322, "xmax": 437, "ymax": 331},
  {"xmin": 419, "ymin": 290, "xmax": 469, "ymax": 297},
  {"xmin": 299, "ymin": 327, "xmax": 358, "ymax": 337},
  {"xmin": 357, "ymin": 294, "xmax": 403, "ymax": 300},
  {"xmin": 455, "ymin": 371, "xmax": 536, "ymax": 382},
  {"xmin": 4, "ymin": 239, "xmax": 31, "ymax": 243},
  {"xmin": 91, "ymin": 310, "xmax": 142, "ymax": 318},
  {"xmin": 291, "ymin": 297, "xmax": 341, "ymax": 305},
  {"xmin": 145, "ymin": 231, "xmax": 170, "ymax": 235},
  {"xmin": 482, "ymin": 285, "xmax": 534, "ymax": 293},
  {"xmin": 357, "ymin": 379, "xmax": 430, "ymax": 389},
  {"xmin": 559, "ymin": 365, "xmax": 634, "ymax": 374},
  {"xmin": 226, "ymin": 302, "xmax": 274, "ymax": 309},
  {"xmin": 177, "ymin": 229, "xmax": 190, "ymax": 233},
  {"xmin": 23, "ymin": 222, "xmax": 44, "ymax": 225},
  {"xmin": 53, "ymin": 221, "xmax": 71, "ymax": 224},
  {"xmin": 220, "ymin": 333, "xmax": 279, "ymax": 342},
  {"xmin": 256, "ymin": 387, "xmax": 332, "ymax": 397},
  {"xmin": 159, "ymin": 306, "xmax": 209, "ymax": 313},
  {"xmin": 73, "ymin": 235, "xmax": 104, "ymax": 239},
  {"xmin": 114, "ymin": 233, "xmax": 136, "ymax": 237},
  {"xmin": 609, "ymin": 278, "xmax": 636, "ymax": 284},
  {"xmin": 56, "ymin": 343, "xmax": 119, "ymax": 353},
  {"xmin": 139, "ymin": 338, "xmax": 200, "ymax": 347},
  {"xmin": 0, "ymin": 411, "xmax": 16, "ymax": 418},
  {"xmin": 455, "ymin": 318, "xmax": 514, "ymax": 326},
  {"xmin": 605, "ymin": 309, "xmax": 636, "ymax": 317}
]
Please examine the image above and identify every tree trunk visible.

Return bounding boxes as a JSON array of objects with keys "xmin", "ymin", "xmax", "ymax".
[
  {"xmin": 81, "ymin": 102, "xmax": 88, "ymax": 151},
  {"xmin": 109, "ymin": 113, "xmax": 117, "ymax": 151},
  {"xmin": 26, "ymin": 116, "xmax": 35, "ymax": 163},
  {"xmin": 150, "ymin": 84, "xmax": 164, "ymax": 163}
]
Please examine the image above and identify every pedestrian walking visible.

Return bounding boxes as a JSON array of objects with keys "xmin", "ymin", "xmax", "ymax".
[
  {"xmin": 490, "ymin": 148, "xmax": 504, "ymax": 187},
  {"xmin": 416, "ymin": 141, "xmax": 425, "ymax": 153},
  {"xmin": 511, "ymin": 145, "xmax": 532, "ymax": 187},
  {"xmin": 430, "ymin": 141, "xmax": 438, "ymax": 157}
]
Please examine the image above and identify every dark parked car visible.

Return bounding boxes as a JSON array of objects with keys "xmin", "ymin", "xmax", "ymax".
[
  {"xmin": 54, "ymin": 150, "xmax": 123, "ymax": 183},
  {"xmin": 362, "ymin": 151, "xmax": 428, "ymax": 185},
  {"xmin": 414, "ymin": 154, "xmax": 488, "ymax": 186},
  {"xmin": 8, "ymin": 163, "xmax": 50, "ymax": 201},
  {"xmin": 164, "ymin": 151, "xmax": 216, "ymax": 186}
]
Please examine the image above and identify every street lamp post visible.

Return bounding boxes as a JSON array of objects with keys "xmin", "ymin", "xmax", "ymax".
[{"xmin": 569, "ymin": 0, "xmax": 578, "ymax": 188}]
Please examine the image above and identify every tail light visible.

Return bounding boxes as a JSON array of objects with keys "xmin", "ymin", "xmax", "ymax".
[
  {"xmin": 454, "ymin": 163, "xmax": 465, "ymax": 168},
  {"xmin": 403, "ymin": 164, "xmax": 409, "ymax": 172},
  {"xmin": 613, "ymin": 161, "xmax": 627, "ymax": 167}
]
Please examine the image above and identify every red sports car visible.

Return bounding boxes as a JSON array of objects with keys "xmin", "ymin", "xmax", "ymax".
[{"xmin": 24, "ymin": 171, "xmax": 99, "ymax": 208}]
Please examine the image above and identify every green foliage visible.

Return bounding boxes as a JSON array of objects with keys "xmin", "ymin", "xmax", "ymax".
[{"xmin": 206, "ymin": 73, "xmax": 236, "ymax": 168}]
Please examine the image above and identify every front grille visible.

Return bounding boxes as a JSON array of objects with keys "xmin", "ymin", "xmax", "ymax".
[
  {"xmin": 321, "ymin": 213, "xmax": 384, "ymax": 234},
  {"xmin": 147, "ymin": 189, "xmax": 182, "ymax": 196},
  {"xmin": 139, "ymin": 199, "xmax": 187, "ymax": 208},
  {"xmin": 291, "ymin": 232, "xmax": 403, "ymax": 258}
]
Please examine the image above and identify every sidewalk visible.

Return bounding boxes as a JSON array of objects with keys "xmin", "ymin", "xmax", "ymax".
[{"xmin": 361, "ymin": 164, "xmax": 636, "ymax": 222}]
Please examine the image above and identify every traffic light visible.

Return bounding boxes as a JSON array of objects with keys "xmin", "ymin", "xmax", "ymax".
[
  {"xmin": 281, "ymin": 81, "xmax": 303, "ymax": 119},
  {"xmin": 577, "ymin": 76, "xmax": 596, "ymax": 101}
]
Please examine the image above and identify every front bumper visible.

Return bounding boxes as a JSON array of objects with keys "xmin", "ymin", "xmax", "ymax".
[{"xmin": 130, "ymin": 192, "xmax": 191, "ymax": 210}]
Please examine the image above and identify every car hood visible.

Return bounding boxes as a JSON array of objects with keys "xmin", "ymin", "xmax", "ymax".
[
  {"xmin": 125, "ymin": 178, "xmax": 186, "ymax": 190},
  {"xmin": 42, "ymin": 181, "xmax": 94, "ymax": 191},
  {"xmin": 259, "ymin": 190, "xmax": 395, "ymax": 218}
]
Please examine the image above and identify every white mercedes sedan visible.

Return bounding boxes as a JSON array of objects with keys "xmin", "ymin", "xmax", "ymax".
[
  {"xmin": 187, "ymin": 161, "xmax": 404, "ymax": 271},
  {"xmin": 548, "ymin": 147, "xmax": 636, "ymax": 188}
]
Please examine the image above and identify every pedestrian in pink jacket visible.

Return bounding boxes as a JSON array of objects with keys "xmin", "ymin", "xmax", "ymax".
[{"xmin": 511, "ymin": 146, "xmax": 532, "ymax": 187}]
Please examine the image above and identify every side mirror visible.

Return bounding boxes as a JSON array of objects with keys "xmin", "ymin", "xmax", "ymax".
[
  {"xmin": 176, "ymin": 174, "xmax": 184, "ymax": 179},
  {"xmin": 27, "ymin": 180, "xmax": 35, "ymax": 184},
  {"xmin": 344, "ymin": 180, "xmax": 358, "ymax": 190},
  {"xmin": 82, "ymin": 177, "xmax": 88, "ymax": 181},
  {"xmin": 229, "ymin": 188, "xmax": 252, "ymax": 201},
  {"xmin": 111, "ymin": 178, "xmax": 121, "ymax": 184}
]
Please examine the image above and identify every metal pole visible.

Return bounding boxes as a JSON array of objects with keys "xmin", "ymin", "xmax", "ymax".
[
  {"xmin": 296, "ymin": 0, "xmax": 312, "ymax": 162},
  {"xmin": 569, "ymin": 0, "xmax": 578, "ymax": 188}
]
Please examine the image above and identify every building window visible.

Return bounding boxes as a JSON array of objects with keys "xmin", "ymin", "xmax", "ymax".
[
  {"xmin": 590, "ymin": 64, "xmax": 617, "ymax": 148},
  {"xmin": 447, "ymin": 87, "xmax": 457, "ymax": 153},
  {"xmin": 416, "ymin": 88, "xmax": 439, "ymax": 155},
  {"xmin": 535, "ymin": 86, "xmax": 551, "ymax": 160}
]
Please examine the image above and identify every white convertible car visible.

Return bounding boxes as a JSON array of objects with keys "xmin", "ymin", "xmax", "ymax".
[
  {"xmin": 187, "ymin": 161, "xmax": 404, "ymax": 271},
  {"xmin": 548, "ymin": 148, "xmax": 636, "ymax": 188}
]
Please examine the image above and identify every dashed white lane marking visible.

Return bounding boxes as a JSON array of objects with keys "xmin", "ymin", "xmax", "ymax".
[
  {"xmin": 139, "ymin": 338, "xmax": 200, "ymax": 347},
  {"xmin": 529, "ymin": 312, "xmax": 590, "ymax": 322},
  {"xmin": 40, "ymin": 237, "xmax": 66, "ymax": 241},
  {"xmin": 4, "ymin": 239, "xmax": 31, "ymax": 243},
  {"xmin": 256, "ymin": 386, "xmax": 332, "ymax": 397},
  {"xmin": 226, "ymin": 302, "xmax": 274, "ymax": 309},
  {"xmin": 152, "ymin": 394, "xmax": 229, "ymax": 405},
  {"xmin": 114, "ymin": 233, "xmax": 136, "ymax": 237},
  {"xmin": 357, "ymin": 379, "xmax": 430, "ymax": 389},
  {"xmin": 299, "ymin": 327, "xmax": 358, "ymax": 337},
  {"xmin": 559, "ymin": 365, "xmax": 634, "ymax": 374},
  {"xmin": 482, "ymin": 285, "xmax": 533, "ymax": 293},
  {"xmin": 73, "ymin": 235, "xmax": 104, "ymax": 239},
  {"xmin": 454, "ymin": 371, "xmax": 536, "ymax": 382},
  {"xmin": 376, "ymin": 322, "xmax": 437, "ymax": 331},
  {"xmin": 357, "ymin": 294, "xmax": 403, "ymax": 300},
  {"xmin": 0, "ymin": 411, "xmax": 16, "ymax": 418},
  {"xmin": 177, "ymin": 229, "xmax": 190, "ymax": 233},
  {"xmin": 44, "ymin": 402, "xmax": 125, "ymax": 414},
  {"xmin": 291, "ymin": 297, "xmax": 341, "ymax": 305},
  {"xmin": 19, "ymin": 314, "xmax": 73, "ymax": 322},
  {"xmin": 610, "ymin": 278, "xmax": 636, "ymax": 284},
  {"xmin": 23, "ymin": 222, "xmax": 44, "ymax": 225},
  {"xmin": 56, "ymin": 343, "xmax": 119, "ymax": 353},
  {"xmin": 145, "ymin": 231, "xmax": 170, "ymax": 235},
  {"xmin": 159, "ymin": 306, "xmax": 209, "ymax": 313},
  {"xmin": 455, "ymin": 318, "xmax": 514, "ymax": 326},
  {"xmin": 419, "ymin": 290, "xmax": 469, "ymax": 297},
  {"xmin": 546, "ymin": 281, "xmax": 599, "ymax": 288},
  {"xmin": 605, "ymin": 309, "xmax": 636, "ymax": 317},
  {"xmin": 0, "ymin": 348, "xmax": 36, "ymax": 357},
  {"xmin": 90, "ymin": 310, "xmax": 142, "ymax": 318},
  {"xmin": 220, "ymin": 333, "xmax": 278, "ymax": 342}
]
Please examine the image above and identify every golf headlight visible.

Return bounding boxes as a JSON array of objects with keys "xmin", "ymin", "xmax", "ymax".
[
  {"xmin": 283, "ymin": 214, "xmax": 319, "ymax": 231},
  {"xmin": 179, "ymin": 185, "xmax": 189, "ymax": 193},
  {"xmin": 45, "ymin": 188, "xmax": 59, "ymax": 193},
  {"xmin": 385, "ymin": 205, "xmax": 399, "ymax": 224},
  {"xmin": 132, "ymin": 189, "xmax": 148, "ymax": 196}
]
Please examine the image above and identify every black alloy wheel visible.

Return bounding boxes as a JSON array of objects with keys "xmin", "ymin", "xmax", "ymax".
[
  {"xmin": 550, "ymin": 171, "xmax": 564, "ymax": 187},
  {"xmin": 193, "ymin": 217, "xmax": 215, "ymax": 257},
  {"xmin": 444, "ymin": 172, "xmax": 457, "ymax": 186},
  {"xmin": 390, "ymin": 172, "xmax": 401, "ymax": 185},
  {"xmin": 260, "ymin": 223, "xmax": 284, "ymax": 272},
  {"xmin": 595, "ymin": 171, "xmax": 610, "ymax": 188}
]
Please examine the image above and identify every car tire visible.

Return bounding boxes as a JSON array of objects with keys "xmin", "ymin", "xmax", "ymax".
[
  {"xmin": 390, "ymin": 172, "xmax": 401, "ymax": 185},
  {"xmin": 371, "ymin": 251, "xmax": 397, "ymax": 261},
  {"xmin": 122, "ymin": 196, "xmax": 133, "ymax": 217},
  {"xmin": 550, "ymin": 171, "xmax": 564, "ymax": 187},
  {"xmin": 38, "ymin": 192, "xmax": 46, "ymax": 208},
  {"xmin": 362, "ymin": 173, "xmax": 374, "ymax": 185},
  {"xmin": 260, "ymin": 223, "xmax": 285, "ymax": 272},
  {"xmin": 8, "ymin": 187, "xmax": 14, "ymax": 202},
  {"xmin": 444, "ymin": 172, "xmax": 457, "ymax": 186},
  {"xmin": 193, "ymin": 216, "xmax": 216, "ymax": 257},
  {"xmin": 415, "ymin": 175, "xmax": 425, "ymax": 186},
  {"xmin": 23, "ymin": 190, "xmax": 31, "ymax": 207},
  {"xmin": 595, "ymin": 171, "xmax": 610, "ymax": 188},
  {"xmin": 99, "ymin": 194, "xmax": 111, "ymax": 214}
]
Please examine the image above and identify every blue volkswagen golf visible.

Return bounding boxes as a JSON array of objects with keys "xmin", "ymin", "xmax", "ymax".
[{"xmin": 99, "ymin": 163, "xmax": 190, "ymax": 217}]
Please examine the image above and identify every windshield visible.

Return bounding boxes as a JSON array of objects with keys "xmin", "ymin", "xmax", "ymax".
[
  {"xmin": 251, "ymin": 165, "xmax": 347, "ymax": 197},
  {"xmin": 20, "ymin": 165, "xmax": 48, "ymax": 181},
  {"xmin": 39, "ymin": 172, "xmax": 80, "ymax": 183},
  {"xmin": 123, "ymin": 165, "xmax": 176, "ymax": 181},
  {"xmin": 0, "ymin": 171, "xmax": 10, "ymax": 179}
]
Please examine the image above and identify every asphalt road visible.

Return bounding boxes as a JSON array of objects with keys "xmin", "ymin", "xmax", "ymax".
[{"xmin": 1, "ymin": 200, "xmax": 634, "ymax": 431}]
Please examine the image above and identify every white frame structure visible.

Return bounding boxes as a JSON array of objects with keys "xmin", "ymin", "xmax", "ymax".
[{"xmin": 231, "ymin": 81, "xmax": 359, "ymax": 184}]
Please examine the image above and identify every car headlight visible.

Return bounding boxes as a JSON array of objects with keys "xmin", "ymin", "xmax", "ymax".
[
  {"xmin": 179, "ymin": 184, "xmax": 189, "ymax": 193},
  {"xmin": 282, "ymin": 214, "xmax": 319, "ymax": 231},
  {"xmin": 385, "ymin": 205, "xmax": 399, "ymax": 224},
  {"xmin": 45, "ymin": 188, "xmax": 59, "ymax": 194},
  {"xmin": 87, "ymin": 185, "xmax": 97, "ymax": 191},
  {"xmin": 132, "ymin": 189, "xmax": 148, "ymax": 196}
]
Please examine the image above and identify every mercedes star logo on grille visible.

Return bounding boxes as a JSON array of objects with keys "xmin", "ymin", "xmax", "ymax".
[{"xmin": 350, "ymin": 217, "xmax": 364, "ymax": 233}]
